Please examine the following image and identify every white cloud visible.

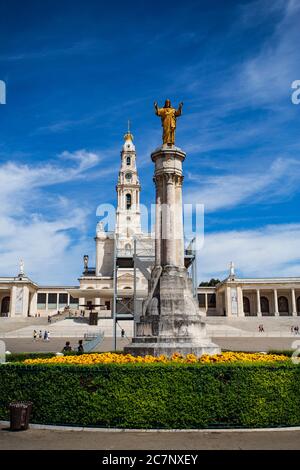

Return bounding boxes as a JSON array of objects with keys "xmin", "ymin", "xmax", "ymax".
[
  {"xmin": 198, "ymin": 223, "xmax": 300, "ymax": 281},
  {"xmin": 60, "ymin": 149, "xmax": 101, "ymax": 171},
  {"xmin": 226, "ymin": 0, "xmax": 300, "ymax": 107},
  {"xmin": 0, "ymin": 151, "xmax": 103, "ymax": 283},
  {"xmin": 0, "ymin": 39, "xmax": 109, "ymax": 62},
  {"xmin": 185, "ymin": 157, "xmax": 300, "ymax": 212}
]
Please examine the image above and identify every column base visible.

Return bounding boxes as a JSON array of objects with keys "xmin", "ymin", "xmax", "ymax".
[
  {"xmin": 124, "ymin": 265, "xmax": 220, "ymax": 357},
  {"xmin": 125, "ymin": 337, "xmax": 220, "ymax": 357}
]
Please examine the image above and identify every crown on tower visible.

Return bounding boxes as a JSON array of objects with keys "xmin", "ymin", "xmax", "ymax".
[{"xmin": 123, "ymin": 119, "xmax": 134, "ymax": 142}]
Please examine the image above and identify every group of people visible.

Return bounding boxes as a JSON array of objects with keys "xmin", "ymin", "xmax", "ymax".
[
  {"xmin": 258, "ymin": 324, "xmax": 265, "ymax": 332},
  {"xmin": 62, "ymin": 340, "xmax": 84, "ymax": 353},
  {"xmin": 33, "ymin": 330, "xmax": 50, "ymax": 341},
  {"xmin": 291, "ymin": 325, "xmax": 299, "ymax": 335}
]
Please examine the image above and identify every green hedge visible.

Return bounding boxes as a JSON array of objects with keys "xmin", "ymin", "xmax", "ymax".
[
  {"xmin": 6, "ymin": 352, "xmax": 56, "ymax": 362},
  {"xmin": 268, "ymin": 350, "xmax": 294, "ymax": 357},
  {"xmin": 0, "ymin": 362, "xmax": 299, "ymax": 429},
  {"xmin": 6, "ymin": 351, "xmax": 126, "ymax": 362}
]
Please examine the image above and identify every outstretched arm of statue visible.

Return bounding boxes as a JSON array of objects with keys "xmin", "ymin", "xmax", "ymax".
[
  {"xmin": 175, "ymin": 102, "xmax": 183, "ymax": 117},
  {"xmin": 154, "ymin": 101, "xmax": 159, "ymax": 115}
]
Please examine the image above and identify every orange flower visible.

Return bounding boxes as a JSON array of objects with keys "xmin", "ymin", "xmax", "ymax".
[{"xmin": 23, "ymin": 351, "xmax": 289, "ymax": 366}]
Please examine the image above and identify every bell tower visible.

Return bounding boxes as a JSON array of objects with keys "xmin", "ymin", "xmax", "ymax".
[{"xmin": 115, "ymin": 123, "xmax": 142, "ymax": 251}]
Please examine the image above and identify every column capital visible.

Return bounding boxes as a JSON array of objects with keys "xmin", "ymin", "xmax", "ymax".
[
  {"xmin": 165, "ymin": 173, "xmax": 176, "ymax": 185},
  {"xmin": 175, "ymin": 175, "xmax": 184, "ymax": 186}
]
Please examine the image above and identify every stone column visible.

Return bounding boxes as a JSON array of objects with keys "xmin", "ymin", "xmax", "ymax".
[
  {"xmin": 124, "ymin": 144, "xmax": 220, "ymax": 357},
  {"xmin": 79, "ymin": 297, "xmax": 85, "ymax": 313},
  {"xmin": 237, "ymin": 286, "xmax": 244, "ymax": 317},
  {"xmin": 154, "ymin": 175, "xmax": 162, "ymax": 267},
  {"xmin": 165, "ymin": 174, "xmax": 176, "ymax": 266},
  {"xmin": 292, "ymin": 289, "xmax": 297, "ymax": 316},
  {"xmin": 95, "ymin": 297, "xmax": 101, "ymax": 312},
  {"xmin": 204, "ymin": 293, "xmax": 208, "ymax": 313},
  {"xmin": 152, "ymin": 147, "xmax": 186, "ymax": 269},
  {"xmin": 225, "ymin": 286, "xmax": 231, "ymax": 316},
  {"xmin": 9, "ymin": 286, "xmax": 16, "ymax": 317},
  {"xmin": 29, "ymin": 291, "xmax": 37, "ymax": 316},
  {"xmin": 273, "ymin": 289, "xmax": 279, "ymax": 316},
  {"xmin": 175, "ymin": 175, "xmax": 184, "ymax": 267},
  {"xmin": 256, "ymin": 289, "xmax": 262, "ymax": 316}
]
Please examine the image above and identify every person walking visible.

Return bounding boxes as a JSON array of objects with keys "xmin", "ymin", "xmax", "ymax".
[
  {"xmin": 33, "ymin": 330, "xmax": 37, "ymax": 340},
  {"xmin": 121, "ymin": 328, "xmax": 125, "ymax": 339},
  {"xmin": 62, "ymin": 341, "xmax": 72, "ymax": 352},
  {"xmin": 43, "ymin": 330, "xmax": 48, "ymax": 341},
  {"xmin": 38, "ymin": 330, "xmax": 43, "ymax": 339},
  {"xmin": 77, "ymin": 339, "xmax": 84, "ymax": 353}
]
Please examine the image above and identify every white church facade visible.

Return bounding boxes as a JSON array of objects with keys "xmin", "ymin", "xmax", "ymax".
[{"xmin": 1, "ymin": 131, "xmax": 300, "ymax": 319}]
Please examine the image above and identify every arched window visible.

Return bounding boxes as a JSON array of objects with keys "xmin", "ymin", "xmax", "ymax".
[
  {"xmin": 260, "ymin": 296, "xmax": 270, "ymax": 315},
  {"xmin": 1, "ymin": 296, "xmax": 10, "ymax": 316},
  {"xmin": 243, "ymin": 296, "xmax": 250, "ymax": 315},
  {"xmin": 278, "ymin": 296, "xmax": 289, "ymax": 315},
  {"xmin": 297, "ymin": 296, "xmax": 300, "ymax": 315},
  {"xmin": 126, "ymin": 156, "xmax": 131, "ymax": 166},
  {"xmin": 126, "ymin": 193, "xmax": 131, "ymax": 210}
]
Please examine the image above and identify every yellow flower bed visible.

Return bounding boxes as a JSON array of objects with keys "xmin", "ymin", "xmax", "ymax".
[{"xmin": 23, "ymin": 351, "xmax": 288, "ymax": 366}]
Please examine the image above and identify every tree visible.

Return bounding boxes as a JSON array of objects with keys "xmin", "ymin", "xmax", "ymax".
[{"xmin": 199, "ymin": 278, "xmax": 220, "ymax": 287}]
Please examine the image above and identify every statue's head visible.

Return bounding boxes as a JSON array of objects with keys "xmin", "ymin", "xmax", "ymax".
[{"xmin": 164, "ymin": 99, "xmax": 171, "ymax": 108}]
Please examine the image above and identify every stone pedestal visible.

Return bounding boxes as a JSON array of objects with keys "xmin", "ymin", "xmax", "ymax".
[{"xmin": 125, "ymin": 145, "xmax": 220, "ymax": 357}]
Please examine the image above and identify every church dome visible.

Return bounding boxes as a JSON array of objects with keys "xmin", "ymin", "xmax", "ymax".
[
  {"xmin": 123, "ymin": 132, "xmax": 135, "ymax": 151},
  {"xmin": 123, "ymin": 122, "xmax": 135, "ymax": 151}
]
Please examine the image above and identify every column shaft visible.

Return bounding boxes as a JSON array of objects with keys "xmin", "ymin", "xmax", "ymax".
[
  {"xmin": 237, "ymin": 286, "xmax": 244, "ymax": 316},
  {"xmin": 256, "ymin": 289, "xmax": 262, "ymax": 316},
  {"xmin": 175, "ymin": 176, "xmax": 184, "ymax": 267},
  {"xmin": 274, "ymin": 289, "xmax": 279, "ymax": 316},
  {"xmin": 292, "ymin": 289, "xmax": 297, "ymax": 316},
  {"xmin": 205, "ymin": 293, "xmax": 208, "ymax": 313},
  {"xmin": 165, "ymin": 175, "xmax": 176, "ymax": 266},
  {"xmin": 155, "ymin": 177, "xmax": 161, "ymax": 267}
]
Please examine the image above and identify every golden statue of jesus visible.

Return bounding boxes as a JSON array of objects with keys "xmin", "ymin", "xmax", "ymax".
[{"xmin": 154, "ymin": 99, "xmax": 183, "ymax": 145}]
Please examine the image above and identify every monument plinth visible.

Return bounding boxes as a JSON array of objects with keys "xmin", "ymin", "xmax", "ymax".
[{"xmin": 125, "ymin": 142, "xmax": 220, "ymax": 357}]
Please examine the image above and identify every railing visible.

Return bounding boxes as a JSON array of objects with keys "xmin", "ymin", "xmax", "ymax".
[
  {"xmin": 0, "ymin": 328, "xmax": 103, "ymax": 339},
  {"xmin": 209, "ymin": 330, "xmax": 300, "ymax": 338},
  {"xmin": 83, "ymin": 330, "xmax": 105, "ymax": 352}
]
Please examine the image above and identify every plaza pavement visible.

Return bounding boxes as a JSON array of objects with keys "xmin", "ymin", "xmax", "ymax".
[
  {"xmin": 1, "ymin": 316, "xmax": 299, "ymax": 353},
  {"xmin": 0, "ymin": 423, "xmax": 299, "ymax": 450},
  {"xmin": 2, "ymin": 336, "xmax": 298, "ymax": 353}
]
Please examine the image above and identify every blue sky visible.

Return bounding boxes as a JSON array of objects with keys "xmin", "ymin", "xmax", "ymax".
[{"xmin": 0, "ymin": 0, "xmax": 300, "ymax": 284}]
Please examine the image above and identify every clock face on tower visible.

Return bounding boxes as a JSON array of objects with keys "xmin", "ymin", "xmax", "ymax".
[{"xmin": 125, "ymin": 172, "xmax": 132, "ymax": 182}]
